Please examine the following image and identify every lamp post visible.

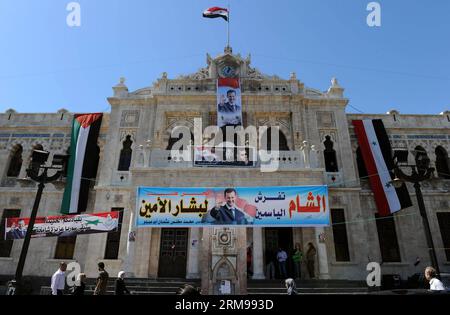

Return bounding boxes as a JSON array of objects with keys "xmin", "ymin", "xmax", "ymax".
[
  {"xmin": 390, "ymin": 149, "xmax": 440, "ymax": 276},
  {"xmin": 12, "ymin": 150, "xmax": 67, "ymax": 295}
]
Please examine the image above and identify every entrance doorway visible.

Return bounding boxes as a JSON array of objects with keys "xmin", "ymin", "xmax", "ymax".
[
  {"xmin": 264, "ymin": 228, "xmax": 294, "ymax": 279},
  {"xmin": 158, "ymin": 228, "xmax": 188, "ymax": 278}
]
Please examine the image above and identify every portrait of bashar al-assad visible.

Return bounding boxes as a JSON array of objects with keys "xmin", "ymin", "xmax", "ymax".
[
  {"xmin": 201, "ymin": 188, "xmax": 254, "ymax": 225},
  {"xmin": 218, "ymin": 90, "xmax": 241, "ymax": 113}
]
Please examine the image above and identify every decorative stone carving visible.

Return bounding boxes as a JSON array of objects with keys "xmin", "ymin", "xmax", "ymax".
[
  {"xmin": 247, "ymin": 66, "xmax": 264, "ymax": 80},
  {"xmin": 317, "ymin": 111, "xmax": 336, "ymax": 128},
  {"xmin": 319, "ymin": 131, "xmax": 338, "ymax": 145},
  {"xmin": 326, "ymin": 77, "xmax": 344, "ymax": 98},
  {"xmin": 120, "ymin": 110, "xmax": 140, "ymax": 127},
  {"xmin": 119, "ymin": 130, "xmax": 137, "ymax": 142},
  {"xmin": 177, "ymin": 67, "xmax": 210, "ymax": 80},
  {"xmin": 113, "ymin": 77, "xmax": 129, "ymax": 98}
]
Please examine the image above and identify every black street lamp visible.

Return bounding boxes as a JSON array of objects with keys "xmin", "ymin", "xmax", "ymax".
[
  {"xmin": 10, "ymin": 150, "xmax": 68, "ymax": 295},
  {"xmin": 390, "ymin": 148, "xmax": 440, "ymax": 276}
]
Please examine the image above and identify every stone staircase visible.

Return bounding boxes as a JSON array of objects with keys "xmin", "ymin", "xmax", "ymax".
[
  {"xmin": 248, "ymin": 279, "xmax": 369, "ymax": 295},
  {"xmin": 39, "ymin": 278, "xmax": 369, "ymax": 295},
  {"xmin": 40, "ymin": 278, "xmax": 200, "ymax": 295}
]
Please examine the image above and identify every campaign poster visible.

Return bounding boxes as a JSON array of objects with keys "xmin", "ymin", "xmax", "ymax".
[
  {"xmin": 4, "ymin": 212, "xmax": 119, "ymax": 240},
  {"xmin": 137, "ymin": 186, "xmax": 329, "ymax": 227},
  {"xmin": 217, "ymin": 78, "xmax": 243, "ymax": 128}
]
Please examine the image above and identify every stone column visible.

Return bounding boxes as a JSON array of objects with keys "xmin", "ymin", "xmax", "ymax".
[
  {"xmin": 315, "ymin": 227, "xmax": 330, "ymax": 279},
  {"xmin": 252, "ymin": 227, "xmax": 265, "ymax": 279},
  {"xmin": 133, "ymin": 228, "xmax": 152, "ymax": 278},
  {"xmin": 186, "ymin": 228, "xmax": 200, "ymax": 279},
  {"xmin": 121, "ymin": 210, "xmax": 136, "ymax": 277}
]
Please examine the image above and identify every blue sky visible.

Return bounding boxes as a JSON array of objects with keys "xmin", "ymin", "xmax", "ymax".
[{"xmin": 0, "ymin": 0, "xmax": 448, "ymax": 114}]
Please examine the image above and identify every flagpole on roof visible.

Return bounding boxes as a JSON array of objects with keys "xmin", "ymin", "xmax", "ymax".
[{"xmin": 227, "ymin": 3, "xmax": 230, "ymax": 48}]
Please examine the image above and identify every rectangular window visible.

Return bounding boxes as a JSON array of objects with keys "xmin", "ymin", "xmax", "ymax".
[
  {"xmin": 375, "ymin": 214, "xmax": 401, "ymax": 262},
  {"xmin": 0, "ymin": 209, "xmax": 21, "ymax": 257},
  {"xmin": 437, "ymin": 212, "xmax": 450, "ymax": 261},
  {"xmin": 331, "ymin": 209, "xmax": 350, "ymax": 261},
  {"xmin": 54, "ymin": 236, "xmax": 77, "ymax": 259},
  {"xmin": 104, "ymin": 208, "xmax": 124, "ymax": 260}
]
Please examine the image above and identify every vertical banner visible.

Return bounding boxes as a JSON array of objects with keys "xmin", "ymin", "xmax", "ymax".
[
  {"xmin": 217, "ymin": 78, "xmax": 242, "ymax": 127},
  {"xmin": 61, "ymin": 113, "xmax": 103, "ymax": 214},
  {"xmin": 137, "ymin": 186, "xmax": 330, "ymax": 227}
]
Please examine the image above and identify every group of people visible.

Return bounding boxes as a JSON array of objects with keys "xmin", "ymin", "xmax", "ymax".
[
  {"xmin": 265, "ymin": 243, "xmax": 317, "ymax": 280},
  {"xmin": 50, "ymin": 262, "xmax": 131, "ymax": 295}
]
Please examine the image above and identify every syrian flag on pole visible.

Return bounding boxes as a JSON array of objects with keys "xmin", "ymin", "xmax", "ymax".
[
  {"xmin": 203, "ymin": 7, "xmax": 229, "ymax": 21},
  {"xmin": 61, "ymin": 113, "xmax": 103, "ymax": 214},
  {"xmin": 352, "ymin": 119, "xmax": 412, "ymax": 217}
]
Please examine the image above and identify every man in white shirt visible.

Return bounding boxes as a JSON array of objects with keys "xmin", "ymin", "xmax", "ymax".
[
  {"xmin": 51, "ymin": 262, "xmax": 67, "ymax": 295},
  {"xmin": 277, "ymin": 248, "xmax": 288, "ymax": 279},
  {"xmin": 425, "ymin": 266, "xmax": 446, "ymax": 291}
]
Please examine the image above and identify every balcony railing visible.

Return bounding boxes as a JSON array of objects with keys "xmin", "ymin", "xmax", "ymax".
[{"xmin": 135, "ymin": 147, "xmax": 322, "ymax": 170}]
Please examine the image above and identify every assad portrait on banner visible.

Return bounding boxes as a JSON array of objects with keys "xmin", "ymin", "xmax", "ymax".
[
  {"xmin": 6, "ymin": 219, "xmax": 27, "ymax": 240},
  {"xmin": 202, "ymin": 188, "xmax": 253, "ymax": 225}
]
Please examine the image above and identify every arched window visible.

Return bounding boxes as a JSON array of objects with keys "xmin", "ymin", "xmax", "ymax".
[
  {"xmin": 414, "ymin": 146, "xmax": 428, "ymax": 165},
  {"xmin": 118, "ymin": 136, "xmax": 133, "ymax": 171},
  {"xmin": 260, "ymin": 127, "xmax": 290, "ymax": 152},
  {"xmin": 7, "ymin": 145, "xmax": 23, "ymax": 177},
  {"xmin": 435, "ymin": 146, "xmax": 450, "ymax": 179},
  {"xmin": 356, "ymin": 147, "xmax": 368, "ymax": 178},
  {"xmin": 324, "ymin": 136, "xmax": 338, "ymax": 172}
]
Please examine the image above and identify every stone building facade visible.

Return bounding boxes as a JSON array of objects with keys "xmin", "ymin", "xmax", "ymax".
[{"xmin": 1, "ymin": 48, "xmax": 449, "ymax": 294}]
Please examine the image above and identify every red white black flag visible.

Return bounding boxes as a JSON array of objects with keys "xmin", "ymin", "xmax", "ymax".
[
  {"xmin": 353, "ymin": 119, "xmax": 412, "ymax": 216},
  {"xmin": 203, "ymin": 7, "xmax": 229, "ymax": 21}
]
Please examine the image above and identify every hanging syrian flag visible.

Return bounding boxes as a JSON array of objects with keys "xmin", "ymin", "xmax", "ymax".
[
  {"xmin": 203, "ymin": 7, "xmax": 229, "ymax": 21},
  {"xmin": 61, "ymin": 113, "xmax": 103, "ymax": 214},
  {"xmin": 353, "ymin": 119, "xmax": 412, "ymax": 217}
]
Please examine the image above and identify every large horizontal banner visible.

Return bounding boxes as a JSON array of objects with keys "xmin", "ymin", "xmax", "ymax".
[
  {"xmin": 137, "ymin": 186, "xmax": 329, "ymax": 227},
  {"xmin": 4, "ymin": 212, "xmax": 119, "ymax": 240}
]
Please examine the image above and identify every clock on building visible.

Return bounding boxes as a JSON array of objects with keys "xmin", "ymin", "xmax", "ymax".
[{"xmin": 220, "ymin": 65, "xmax": 236, "ymax": 78}]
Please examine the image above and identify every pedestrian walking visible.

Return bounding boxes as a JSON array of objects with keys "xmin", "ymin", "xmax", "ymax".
[
  {"xmin": 93, "ymin": 262, "xmax": 109, "ymax": 295},
  {"xmin": 285, "ymin": 278, "xmax": 298, "ymax": 295},
  {"xmin": 306, "ymin": 242, "xmax": 317, "ymax": 279},
  {"xmin": 277, "ymin": 248, "xmax": 288, "ymax": 279},
  {"xmin": 424, "ymin": 266, "xmax": 445, "ymax": 291},
  {"xmin": 115, "ymin": 271, "xmax": 131, "ymax": 295},
  {"xmin": 51, "ymin": 262, "xmax": 67, "ymax": 295},
  {"xmin": 177, "ymin": 284, "xmax": 201, "ymax": 295}
]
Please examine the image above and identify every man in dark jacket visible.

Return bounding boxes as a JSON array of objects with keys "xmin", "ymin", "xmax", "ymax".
[
  {"xmin": 202, "ymin": 188, "xmax": 250, "ymax": 225},
  {"xmin": 94, "ymin": 262, "xmax": 109, "ymax": 295}
]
